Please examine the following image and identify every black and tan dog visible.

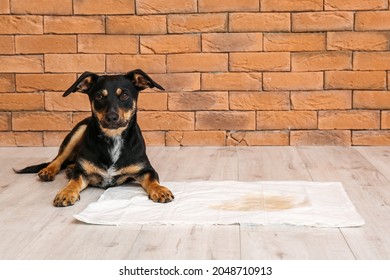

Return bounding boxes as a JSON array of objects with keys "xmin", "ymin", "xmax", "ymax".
[{"xmin": 15, "ymin": 69, "xmax": 174, "ymax": 207}]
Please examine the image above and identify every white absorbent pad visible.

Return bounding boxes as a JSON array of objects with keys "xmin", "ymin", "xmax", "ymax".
[{"xmin": 74, "ymin": 181, "xmax": 364, "ymax": 227}]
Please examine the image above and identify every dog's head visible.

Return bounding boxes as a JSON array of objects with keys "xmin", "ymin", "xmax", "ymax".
[{"xmin": 63, "ymin": 69, "xmax": 164, "ymax": 137}]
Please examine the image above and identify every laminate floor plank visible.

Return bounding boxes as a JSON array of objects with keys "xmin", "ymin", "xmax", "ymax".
[
  {"xmin": 354, "ymin": 147, "xmax": 390, "ymax": 182},
  {"xmin": 296, "ymin": 146, "xmax": 389, "ymax": 187},
  {"xmin": 240, "ymin": 226, "xmax": 355, "ymax": 260},
  {"xmin": 127, "ymin": 225, "xmax": 240, "ymax": 260},
  {"xmin": 340, "ymin": 185, "xmax": 390, "ymax": 259},
  {"xmin": 237, "ymin": 147, "xmax": 312, "ymax": 181}
]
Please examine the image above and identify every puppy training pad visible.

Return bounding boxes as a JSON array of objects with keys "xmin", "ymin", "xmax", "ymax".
[{"xmin": 74, "ymin": 181, "xmax": 364, "ymax": 227}]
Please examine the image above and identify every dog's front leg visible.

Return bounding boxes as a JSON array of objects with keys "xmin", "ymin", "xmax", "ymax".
[
  {"xmin": 53, "ymin": 175, "xmax": 89, "ymax": 207},
  {"xmin": 136, "ymin": 172, "xmax": 174, "ymax": 203}
]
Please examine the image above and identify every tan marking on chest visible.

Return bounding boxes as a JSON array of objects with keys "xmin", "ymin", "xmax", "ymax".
[{"xmin": 80, "ymin": 159, "xmax": 145, "ymax": 187}]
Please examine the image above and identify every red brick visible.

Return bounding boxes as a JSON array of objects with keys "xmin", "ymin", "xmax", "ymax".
[
  {"xmin": 72, "ymin": 112, "xmax": 91, "ymax": 126},
  {"xmin": 0, "ymin": 132, "xmax": 43, "ymax": 147},
  {"xmin": 292, "ymin": 12, "xmax": 353, "ymax": 32},
  {"xmin": 138, "ymin": 112, "xmax": 194, "ymax": 131},
  {"xmin": 45, "ymin": 92, "xmax": 90, "ymax": 111},
  {"xmin": 196, "ymin": 111, "xmax": 255, "ymax": 130},
  {"xmin": 292, "ymin": 52, "xmax": 352, "ymax": 71},
  {"xmin": 353, "ymin": 91, "xmax": 390, "ymax": 109},
  {"xmin": 291, "ymin": 91, "xmax": 352, "ymax": 110},
  {"xmin": 229, "ymin": 13, "xmax": 290, "ymax": 32},
  {"xmin": 0, "ymin": 112, "xmax": 10, "ymax": 131},
  {"xmin": 319, "ymin": 110, "xmax": 380, "ymax": 129},
  {"xmin": 0, "ymin": 35, "xmax": 14, "ymax": 54},
  {"xmin": 0, "ymin": 132, "xmax": 16, "ymax": 146},
  {"xmin": 16, "ymin": 74, "xmax": 76, "ymax": 92},
  {"xmin": 227, "ymin": 131, "xmax": 289, "ymax": 146},
  {"xmin": 74, "ymin": 0, "xmax": 135, "ymax": 15},
  {"xmin": 143, "ymin": 131, "xmax": 166, "ymax": 146},
  {"xmin": 356, "ymin": 11, "xmax": 390, "ymax": 31},
  {"xmin": 137, "ymin": 0, "xmax": 196, "ymax": 14},
  {"xmin": 12, "ymin": 112, "xmax": 73, "ymax": 131},
  {"xmin": 16, "ymin": 35, "xmax": 76, "ymax": 54},
  {"xmin": 388, "ymin": 72, "xmax": 390, "ymax": 90},
  {"xmin": 106, "ymin": 16, "xmax": 167, "ymax": 35},
  {"xmin": 107, "ymin": 55, "xmax": 165, "ymax": 73},
  {"xmin": 325, "ymin": 0, "xmax": 388, "ymax": 10},
  {"xmin": 140, "ymin": 34, "xmax": 200, "ymax": 54},
  {"xmin": 354, "ymin": 52, "xmax": 390, "ymax": 71},
  {"xmin": 262, "ymin": 0, "xmax": 323, "ymax": 11},
  {"xmin": 0, "ymin": 0, "xmax": 9, "ymax": 13},
  {"xmin": 138, "ymin": 92, "xmax": 167, "ymax": 111},
  {"xmin": 0, "ymin": 74, "xmax": 15, "ymax": 92},
  {"xmin": 291, "ymin": 130, "xmax": 351, "ymax": 146},
  {"xmin": 168, "ymin": 13, "xmax": 227, "ymax": 33},
  {"xmin": 230, "ymin": 52, "xmax": 290, "ymax": 72},
  {"xmin": 198, "ymin": 0, "xmax": 259, "ymax": 12},
  {"xmin": 78, "ymin": 35, "xmax": 138, "ymax": 54},
  {"xmin": 14, "ymin": 132, "xmax": 43, "ymax": 146},
  {"xmin": 202, "ymin": 73, "xmax": 262, "ymax": 91},
  {"xmin": 44, "ymin": 16, "xmax": 104, "ymax": 34},
  {"xmin": 44, "ymin": 131, "xmax": 68, "ymax": 146},
  {"xmin": 229, "ymin": 92, "xmax": 290, "ymax": 110},
  {"xmin": 352, "ymin": 131, "xmax": 390, "ymax": 146},
  {"xmin": 257, "ymin": 111, "xmax": 317, "ymax": 130},
  {"xmin": 382, "ymin": 111, "xmax": 390, "ymax": 129},
  {"xmin": 149, "ymin": 73, "xmax": 200, "ymax": 91},
  {"xmin": 45, "ymin": 54, "xmax": 105, "ymax": 73},
  {"xmin": 168, "ymin": 92, "xmax": 228, "ymax": 111},
  {"xmin": 0, "ymin": 15, "xmax": 42, "ymax": 34},
  {"xmin": 325, "ymin": 71, "xmax": 386, "ymax": 90},
  {"xmin": 203, "ymin": 33, "xmax": 263, "ymax": 52},
  {"xmin": 0, "ymin": 55, "xmax": 43, "ymax": 73},
  {"xmin": 166, "ymin": 131, "xmax": 226, "ymax": 146},
  {"xmin": 167, "ymin": 53, "xmax": 228, "ymax": 72},
  {"xmin": 11, "ymin": 0, "xmax": 72, "ymax": 15},
  {"xmin": 0, "ymin": 93, "xmax": 44, "ymax": 111},
  {"xmin": 263, "ymin": 72, "xmax": 323, "ymax": 91},
  {"xmin": 264, "ymin": 33, "xmax": 325, "ymax": 51},
  {"xmin": 327, "ymin": 32, "xmax": 390, "ymax": 51}
]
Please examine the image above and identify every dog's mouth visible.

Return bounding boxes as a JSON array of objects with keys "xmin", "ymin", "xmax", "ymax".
[
  {"xmin": 100, "ymin": 120, "xmax": 129, "ymax": 130},
  {"xmin": 93, "ymin": 105, "xmax": 135, "ymax": 135}
]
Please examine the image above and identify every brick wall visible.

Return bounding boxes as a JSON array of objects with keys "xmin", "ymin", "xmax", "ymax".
[{"xmin": 1, "ymin": 0, "xmax": 390, "ymax": 146}]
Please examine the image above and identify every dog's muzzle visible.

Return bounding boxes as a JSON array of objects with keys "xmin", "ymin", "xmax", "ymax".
[{"xmin": 101, "ymin": 112, "xmax": 127, "ymax": 129}]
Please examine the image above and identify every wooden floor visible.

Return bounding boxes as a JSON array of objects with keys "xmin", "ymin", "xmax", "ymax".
[{"xmin": 1, "ymin": 146, "xmax": 390, "ymax": 260}]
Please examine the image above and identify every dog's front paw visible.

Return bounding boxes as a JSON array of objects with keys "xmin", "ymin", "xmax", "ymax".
[
  {"xmin": 148, "ymin": 185, "xmax": 174, "ymax": 203},
  {"xmin": 53, "ymin": 190, "xmax": 80, "ymax": 207},
  {"xmin": 38, "ymin": 167, "xmax": 57, "ymax": 181}
]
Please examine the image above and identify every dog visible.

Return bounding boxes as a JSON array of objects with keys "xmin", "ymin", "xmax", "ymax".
[{"xmin": 15, "ymin": 69, "xmax": 174, "ymax": 207}]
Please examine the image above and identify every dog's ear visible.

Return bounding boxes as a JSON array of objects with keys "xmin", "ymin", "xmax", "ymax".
[
  {"xmin": 63, "ymin": 72, "xmax": 99, "ymax": 97},
  {"xmin": 126, "ymin": 69, "xmax": 165, "ymax": 91}
]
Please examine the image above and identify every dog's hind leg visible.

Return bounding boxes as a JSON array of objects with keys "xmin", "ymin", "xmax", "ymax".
[{"xmin": 38, "ymin": 123, "xmax": 87, "ymax": 181}]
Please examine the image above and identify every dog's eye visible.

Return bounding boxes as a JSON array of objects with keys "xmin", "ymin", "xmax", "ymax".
[
  {"xmin": 95, "ymin": 94, "xmax": 104, "ymax": 102},
  {"xmin": 120, "ymin": 93, "xmax": 129, "ymax": 101}
]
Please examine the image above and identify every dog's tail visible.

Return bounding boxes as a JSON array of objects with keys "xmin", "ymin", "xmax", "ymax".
[{"xmin": 13, "ymin": 162, "xmax": 50, "ymax": 174}]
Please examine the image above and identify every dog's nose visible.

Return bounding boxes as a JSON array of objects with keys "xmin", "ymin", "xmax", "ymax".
[{"xmin": 105, "ymin": 112, "xmax": 119, "ymax": 124}]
